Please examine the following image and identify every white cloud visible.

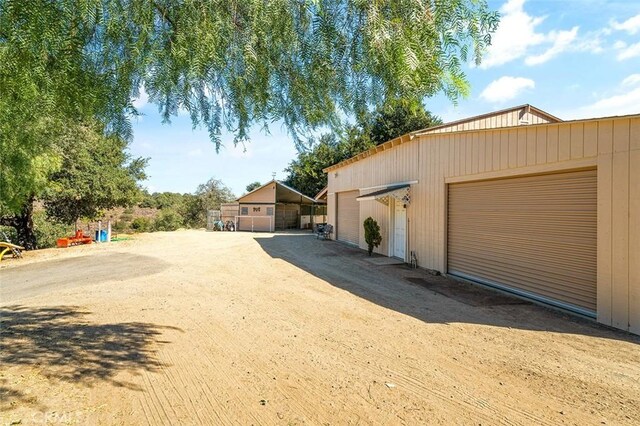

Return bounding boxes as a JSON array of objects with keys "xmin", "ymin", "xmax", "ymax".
[
  {"xmin": 187, "ymin": 148, "xmax": 203, "ymax": 157},
  {"xmin": 622, "ymin": 74, "xmax": 640, "ymax": 87},
  {"xmin": 571, "ymin": 74, "xmax": 640, "ymax": 119},
  {"xmin": 480, "ymin": 76, "xmax": 535, "ymax": 103},
  {"xmin": 613, "ymin": 40, "xmax": 627, "ymax": 49},
  {"xmin": 132, "ymin": 87, "xmax": 149, "ymax": 110},
  {"xmin": 580, "ymin": 87, "xmax": 640, "ymax": 118},
  {"xmin": 481, "ymin": 0, "xmax": 599, "ymax": 68},
  {"xmin": 480, "ymin": 0, "xmax": 546, "ymax": 68},
  {"xmin": 615, "ymin": 41, "xmax": 640, "ymax": 60},
  {"xmin": 611, "ymin": 14, "xmax": 640, "ymax": 35},
  {"xmin": 525, "ymin": 27, "xmax": 579, "ymax": 65}
]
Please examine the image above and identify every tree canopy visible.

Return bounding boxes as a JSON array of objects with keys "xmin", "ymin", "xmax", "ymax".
[
  {"xmin": 1, "ymin": 0, "xmax": 497, "ymax": 208},
  {"xmin": 44, "ymin": 122, "xmax": 148, "ymax": 226},
  {"xmin": 284, "ymin": 101, "xmax": 441, "ymax": 196},
  {"xmin": 181, "ymin": 177, "xmax": 236, "ymax": 228},
  {"xmin": 138, "ymin": 178, "xmax": 235, "ymax": 229},
  {"xmin": 369, "ymin": 100, "xmax": 443, "ymax": 145},
  {"xmin": 1, "ymin": 1, "xmax": 499, "ymax": 121},
  {"xmin": 0, "ymin": 0, "xmax": 498, "ymax": 247},
  {"xmin": 246, "ymin": 182, "xmax": 262, "ymax": 193}
]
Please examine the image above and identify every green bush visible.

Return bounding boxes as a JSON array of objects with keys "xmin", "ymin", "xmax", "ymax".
[
  {"xmin": 111, "ymin": 220, "xmax": 129, "ymax": 232},
  {"xmin": 123, "ymin": 207, "xmax": 135, "ymax": 214},
  {"xmin": 363, "ymin": 217, "xmax": 382, "ymax": 256},
  {"xmin": 33, "ymin": 211, "xmax": 75, "ymax": 249},
  {"xmin": 154, "ymin": 209, "xmax": 183, "ymax": 232},
  {"xmin": 119, "ymin": 213, "xmax": 134, "ymax": 222},
  {"xmin": 0, "ymin": 226, "xmax": 17, "ymax": 243},
  {"xmin": 131, "ymin": 217, "xmax": 152, "ymax": 232}
]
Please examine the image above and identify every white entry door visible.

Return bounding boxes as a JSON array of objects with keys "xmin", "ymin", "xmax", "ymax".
[{"xmin": 393, "ymin": 199, "xmax": 406, "ymax": 259}]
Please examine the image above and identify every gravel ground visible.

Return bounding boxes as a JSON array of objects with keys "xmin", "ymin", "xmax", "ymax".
[{"xmin": 1, "ymin": 230, "xmax": 638, "ymax": 425}]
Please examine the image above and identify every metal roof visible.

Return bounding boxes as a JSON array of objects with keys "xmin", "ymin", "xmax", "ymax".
[
  {"xmin": 356, "ymin": 184, "xmax": 410, "ymax": 201},
  {"xmin": 323, "ymin": 106, "xmax": 640, "ymax": 173}
]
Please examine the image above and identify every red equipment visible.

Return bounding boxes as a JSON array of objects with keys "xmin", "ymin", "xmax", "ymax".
[{"xmin": 57, "ymin": 230, "xmax": 93, "ymax": 248}]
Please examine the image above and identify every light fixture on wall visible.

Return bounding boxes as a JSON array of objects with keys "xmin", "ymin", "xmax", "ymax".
[{"xmin": 334, "ymin": 172, "xmax": 338, "ymax": 178}]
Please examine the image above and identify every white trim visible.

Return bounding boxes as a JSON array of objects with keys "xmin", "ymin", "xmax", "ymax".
[{"xmin": 358, "ymin": 180, "xmax": 418, "ymax": 192}]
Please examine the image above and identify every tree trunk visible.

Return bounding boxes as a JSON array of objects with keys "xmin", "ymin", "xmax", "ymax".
[{"xmin": 0, "ymin": 198, "xmax": 37, "ymax": 250}]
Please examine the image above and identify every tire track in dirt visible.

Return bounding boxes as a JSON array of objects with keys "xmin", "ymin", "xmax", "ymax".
[
  {"xmin": 187, "ymin": 311, "xmax": 326, "ymax": 424},
  {"xmin": 138, "ymin": 367, "xmax": 179, "ymax": 424}
]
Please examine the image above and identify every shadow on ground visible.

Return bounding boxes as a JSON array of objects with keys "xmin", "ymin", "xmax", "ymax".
[
  {"xmin": 0, "ymin": 252, "xmax": 170, "ymax": 302},
  {"xmin": 0, "ymin": 305, "xmax": 180, "ymax": 410},
  {"xmin": 255, "ymin": 233, "xmax": 639, "ymax": 345}
]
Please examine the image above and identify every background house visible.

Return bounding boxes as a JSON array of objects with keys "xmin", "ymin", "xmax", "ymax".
[{"xmin": 222, "ymin": 180, "xmax": 318, "ymax": 232}]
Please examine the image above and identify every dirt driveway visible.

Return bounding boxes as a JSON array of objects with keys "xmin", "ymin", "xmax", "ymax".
[{"xmin": 1, "ymin": 230, "xmax": 638, "ymax": 425}]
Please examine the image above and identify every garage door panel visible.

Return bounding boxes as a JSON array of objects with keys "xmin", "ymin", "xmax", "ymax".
[
  {"xmin": 448, "ymin": 169, "xmax": 597, "ymax": 313},
  {"xmin": 449, "ymin": 254, "xmax": 597, "ymax": 293},
  {"xmin": 337, "ymin": 191, "xmax": 360, "ymax": 245},
  {"xmin": 450, "ymin": 259, "xmax": 597, "ymax": 309},
  {"xmin": 449, "ymin": 245, "xmax": 597, "ymax": 281},
  {"xmin": 449, "ymin": 237, "xmax": 597, "ymax": 265}
]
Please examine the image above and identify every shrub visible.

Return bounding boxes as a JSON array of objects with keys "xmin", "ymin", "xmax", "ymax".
[
  {"xmin": 112, "ymin": 220, "xmax": 130, "ymax": 232},
  {"xmin": 154, "ymin": 209, "xmax": 182, "ymax": 232},
  {"xmin": 131, "ymin": 217, "xmax": 152, "ymax": 232},
  {"xmin": 363, "ymin": 217, "xmax": 382, "ymax": 256},
  {"xmin": 32, "ymin": 211, "xmax": 74, "ymax": 249}
]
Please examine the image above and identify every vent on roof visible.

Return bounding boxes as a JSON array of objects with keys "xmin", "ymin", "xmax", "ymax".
[{"xmin": 519, "ymin": 120, "xmax": 530, "ymax": 125}]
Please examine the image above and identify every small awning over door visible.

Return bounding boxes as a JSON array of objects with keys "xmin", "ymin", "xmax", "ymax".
[{"xmin": 357, "ymin": 184, "xmax": 411, "ymax": 205}]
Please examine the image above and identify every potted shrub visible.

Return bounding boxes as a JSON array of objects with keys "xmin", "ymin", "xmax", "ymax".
[{"xmin": 363, "ymin": 217, "xmax": 382, "ymax": 256}]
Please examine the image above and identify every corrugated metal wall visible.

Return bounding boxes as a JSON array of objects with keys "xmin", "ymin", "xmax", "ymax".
[
  {"xmin": 425, "ymin": 109, "xmax": 555, "ymax": 134},
  {"xmin": 327, "ymin": 116, "xmax": 640, "ymax": 334}
]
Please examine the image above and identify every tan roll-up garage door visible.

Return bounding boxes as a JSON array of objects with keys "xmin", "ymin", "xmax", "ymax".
[
  {"xmin": 447, "ymin": 169, "xmax": 597, "ymax": 315},
  {"xmin": 337, "ymin": 190, "xmax": 360, "ymax": 245}
]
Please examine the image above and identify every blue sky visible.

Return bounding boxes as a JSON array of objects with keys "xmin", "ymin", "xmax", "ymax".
[{"xmin": 129, "ymin": 0, "xmax": 640, "ymax": 196}]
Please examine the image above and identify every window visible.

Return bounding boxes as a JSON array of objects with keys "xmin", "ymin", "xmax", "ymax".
[
  {"xmin": 266, "ymin": 207, "xmax": 274, "ymax": 216},
  {"xmin": 241, "ymin": 207, "xmax": 248, "ymax": 215},
  {"xmin": 253, "ymin": 207, "xmax": 261, "ymax": 213}
]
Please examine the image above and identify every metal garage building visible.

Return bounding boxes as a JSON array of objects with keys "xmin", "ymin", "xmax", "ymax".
[{"xmin": 324, "ymin": 104, "xmax": 639, "ymax": 334}]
